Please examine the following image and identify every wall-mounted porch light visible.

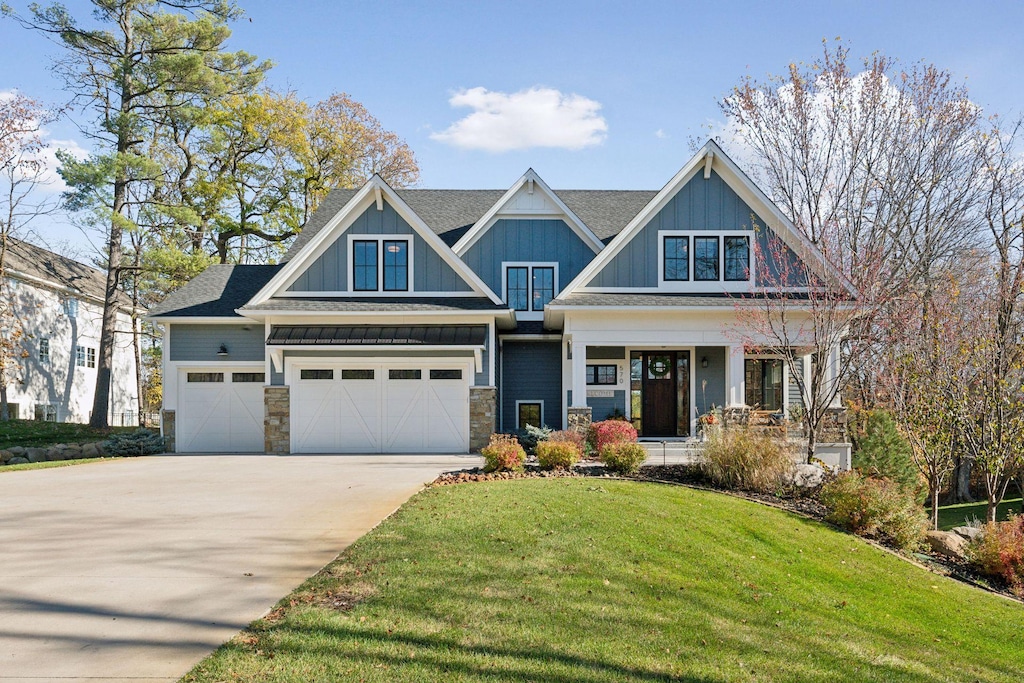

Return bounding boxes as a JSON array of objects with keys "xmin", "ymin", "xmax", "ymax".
[
  {"xmin": 217, "ymin": 344, "xmax": 229, "ymax": 356},
  {"xmin": 701, "ymin": 356, "xmax": 709, "ymax": 369}
]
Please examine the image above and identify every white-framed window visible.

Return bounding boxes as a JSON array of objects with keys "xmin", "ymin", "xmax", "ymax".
[
  {"xmin": 348, "ymin": 235, "xmax": 412, "ymax": 293},
  {"xmin": 516, "ymin": 400, "xmax": 544, "ymax": 430},
  {"xmin": 38, "ymin": 338, "xmax": 49, "ymax": 363},
  {"xmin": 502, "ymin": 262, "xmax": 558, "ymax": 321},
  {"xmin": 75, "ymin": 346, "xmax": 96, "ymax": 368},
  {"xmin": 658, "ymin": 231, "xmax": 753, "ymax": 291},
  {"xmin": 63, "ymin": 297, "xmax": 79, "ymax": 318},
  {"xmin": 34, "ymin": 404, "xmax": 57, "ymax": 422}
]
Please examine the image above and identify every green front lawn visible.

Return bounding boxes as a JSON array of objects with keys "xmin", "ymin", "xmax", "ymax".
[
  {"xmin": 0, "ymin": 418, "xmax": 135, "ymax": 448},
  {"xmin": 936, "ymin": 497, "xmax": 1023, "ymax": 530},
  {"xmin": 184, "ymin": 479, "xmax": 1023, "ymax": 683},
  {"xmin": 0, "ymin": 457, "xmax": 121, "ymax": 473}
]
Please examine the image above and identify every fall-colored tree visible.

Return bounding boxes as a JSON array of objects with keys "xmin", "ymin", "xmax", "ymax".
[{"xmin": 5, "ymin": 0, "xmax": 269, "ymax": 427}]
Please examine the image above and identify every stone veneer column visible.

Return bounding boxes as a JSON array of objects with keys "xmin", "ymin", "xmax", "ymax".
[
  {"xmin": 567, "ymin": 406, "xmax": 593, "ymax": 435},
  {"xmin": 264, "ymin": 386, "xmax": 291, "ymax": 454},
  {"xmin": 469, "ymin": 386, "xmax": 497, "ymax": 452},
  {"xmin": 161, "ymin": 409, "xmax": 175, "ymax": 453}
]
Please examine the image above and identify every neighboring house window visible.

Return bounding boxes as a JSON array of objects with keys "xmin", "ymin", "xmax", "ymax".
[
  {"xmin": 724, "ymin": 236, "xmax": 750, "ymax": 281},
  {"xmin": 517, "ymin": 401, "xmax": 543, "ymax": 430},
  {"xmin": 86, "ymin": 347, "xmax": 96, "ymax": 368},
  {"xmin": 75, "ymin": 345, "xmax": 86, "ymax": 367},
  {"xmin": 63, "ymin": 297, "xmax": 78, "ymax": 318},
  {"xmin": 693, "ymin": 237, "xmax": 720, "ymax": 281},
  {"xmin": 34, "ymin": 404, "xmax": 57, "ymax": 422},
  {"xmin": 503, "ymin": 263, "xmax": 557, "ymax": 318},
  {"xmin": 744, "ymin": 358, "xmax": 784, "ymax": 411},
  {"xmin": 38, "ymin": 338, "xmax": 49, "ymax": 363},
  {"xmin": 353, "ymin": 240, "xmax": 378, "ymax": 291},
  {"xmin": 586, "ymin": 364, "xmax": 617, "ymax": 385},
  {"xmin": 4, "ymin": 402, "xmax": 18, "ymax": 419},
  {"xmin": 663, "ymin": 236, "xmax": 689, "ymax": 281},
  {"xmin": 351, "ymin": 237, "xmax": 411, "ymax": 292}
]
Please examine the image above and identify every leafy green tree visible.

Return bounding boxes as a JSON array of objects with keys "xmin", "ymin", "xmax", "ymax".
[{"xmin": 5, "ymin": 0, "xmax": 269, "ymax": 427}]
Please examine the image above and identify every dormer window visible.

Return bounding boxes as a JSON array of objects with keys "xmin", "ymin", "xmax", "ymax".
[
  {"xmin": 350, "ymin": 237, "xmax": 410, "ymax": 292},
  {"xmin": 503, "ymin": 262, "xmax": 557, "ymax": 320},
  {"xmin": 659, "ymin": 231, "xmax": 752, "ymax": 291}
]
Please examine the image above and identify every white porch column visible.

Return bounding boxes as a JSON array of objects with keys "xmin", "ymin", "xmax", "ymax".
[
  {"xmin": 827, "ymin": 345, "xmax": 843, "ymax": 408},
  {"xmin": 726, "ymin": 345, "xmax": 745, "ymax": 407},
  {"xmin": 570, "ymin": 341, "xmax": 587, "ymax": 407}
]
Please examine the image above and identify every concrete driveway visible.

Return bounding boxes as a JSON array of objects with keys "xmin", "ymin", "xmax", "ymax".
[{"xmin": 0, "ymin": 453, "xmax": 478, "ymax": 682}]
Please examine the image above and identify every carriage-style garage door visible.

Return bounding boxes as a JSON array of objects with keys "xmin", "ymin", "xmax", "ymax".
[
  {"xmin": 290, "ymin": 361, "xmax": 470, "ymax": 454},
  {"xmin": 176, "ymin": 368, "xmax": 265, "ymax": 452}
]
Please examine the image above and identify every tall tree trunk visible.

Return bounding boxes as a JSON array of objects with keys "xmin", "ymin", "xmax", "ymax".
[
  {"xmin": 90, "ymin": 191, "xmax": 125, "ymax": 428},
  {"xmin": 132, "ymin": 247, "xmax": 142, "ymax": 426}
]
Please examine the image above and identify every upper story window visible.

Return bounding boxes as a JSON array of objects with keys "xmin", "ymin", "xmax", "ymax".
[
  {"xmin": 38, "ymin": 338, "xmax": 49, "ymax": 363},
  {"xmin": 503, "ymin": 262, "xmax": 557, "ymax": 320},
  {"xmin": 63, "ymin": 297, "xmax": 78, "ymax": 318},
  {"xmin": 350, "ymin": 236, "xmax": 411, "ymax": 293},
  {"xmin": 659, "ymin": 231, "xmax": 753, "ymax": 291}
]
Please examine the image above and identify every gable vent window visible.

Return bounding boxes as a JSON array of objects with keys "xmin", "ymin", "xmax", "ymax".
[
  {"xmin": 659, "ymin": 231, "xmax": 753, "ymax": 287},
  {"xmin": 503, "ymin": 263, "xmax": 557, "ymax": 319},
  {"xmin": 351, "ymin": 237, "xmax": 410, "ymax": 292}
]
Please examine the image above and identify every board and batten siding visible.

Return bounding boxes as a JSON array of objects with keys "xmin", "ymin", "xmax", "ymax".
[
  {"xmin": 693, "ymin": 346, "xmax": 726, "ymax": 416},
  {"xmin": 500, "ymin": 341, "xmax": 562, "ymax": 431},
  {"xmin": 462, "ymin": 219, "xmax": 594, "ymax": 296},
  {"xmin": 288, "ymin": 202, "xmax": 472, "ymax": 293},
  {"xmin": 586, "ymin": 170, "xmax": 807, "ymax": 289},
  {"xmin": 168, "ymin": 324, "xmax": 265, "ymax": 362}
]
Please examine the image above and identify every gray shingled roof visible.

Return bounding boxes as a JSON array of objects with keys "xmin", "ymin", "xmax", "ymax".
[
  {"xmin": 149, "ymin": 264, "xmax": 281, "ymax": 317},
  {"xmin": 267, "ymin": 325, "xmax": 487, "ymax": 346},
  {"xmin": 282, "ymin": 188, "xmax": 657, "ymax": 260},
  {"xmin": 4, "ymin": 236, "xmax": 133, "ymax": 308},
  {"xmin": 240, "ymin": 296, "xmax": 506, "ymax": 313},
  {"xmin": 549, "ymin": 293, "xmax": 811, "ymax": 307}
]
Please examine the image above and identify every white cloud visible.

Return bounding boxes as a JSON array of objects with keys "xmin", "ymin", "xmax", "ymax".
[
  {"xmin": 431, "ymin": 87, "xmax": 608, "ymax": 152},
  {"xmin": 654, "ymin": 128, "xmax": 668, "ymax": 139},
  {"xmin": 0, "ymin": 89, "xmax": 89, "ymax": 194}
]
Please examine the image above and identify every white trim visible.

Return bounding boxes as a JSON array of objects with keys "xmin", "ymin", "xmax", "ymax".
[
  {"xmin": 560, "ymin": 140, "xmax": 856, "ymax": 299},
  {"xmin": 238, "ymin": 308, "xmax": 512, "ymax": 319},
  {"xmin": 277, "ymin": 290, "xmax": 475, "ymax": 298},
  {"xmin": 515, "ymin": 399, "xmax": 545, "ymax": 430},
  {"xmin": 265, "ymin": 344, "xmax": 483, "ymax": 352},
  {"xmin": 656, "ymin": 230, "xmax": 755, "ymax": 293},
  {"xmin": 452, "ymin": 169, "xmax": 604, "ymax": 255},
  {"xmin": 346, "ymin": 234, "xmax": 414, "ymax": 294},
  {"xmin": 501, "ymin": 261, "xmax": 558, "ymax": 322},
  {"xmin": 149, "ymin": 316, "xmax": 262, "ymax": 324},
  {"xmin": 487, "ymin": 321, "xmax": 496, "ymax": 387},
  {"xmin": 248, "ymin": 176, "xmax": 504, "ymax": 307}
]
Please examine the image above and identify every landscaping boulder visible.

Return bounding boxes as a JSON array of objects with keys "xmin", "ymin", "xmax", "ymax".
[
  {"xmin": 63, "ymin": 446, "xmax": 83, "ymax": 459},
  {"xmin": 924, "ymin": 530, "xmax": 968, "ymax": 559},
  {"xmin": 81, "ymin": 442, "xmax": 100, "ymax": 458},
  {"xmin": 8, "ymin": 446, "xmax": 26, "ymax": 456},
  {"xmin": 46, "ymin": 447, "xmax": 66, "ymax": 461},
  {"xmin": 0, "ymin": 450, "xmax": 12, "ymax": 464},
  {"xmin": 951, "ymin": 526, "xmax": 984, "ymax": 542},
  {"xmin": 783, "ymin": 463, "xmax": 826, "ymax": 488},
  {"xmin": 25, "ymin": 448, "xmax": 47, "ymax": 463},
  {"xmin": 7, "ymin": 456, "xmax": 29, "ymax": 465}
]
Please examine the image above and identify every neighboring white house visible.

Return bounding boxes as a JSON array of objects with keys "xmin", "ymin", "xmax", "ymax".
[{"xmin": 1, "ymin": 236, "xmax": 140, "ymax": 425}]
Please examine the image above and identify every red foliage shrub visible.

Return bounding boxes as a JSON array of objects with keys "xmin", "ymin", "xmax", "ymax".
[
  {"xmin": 587, "ymin": 419, "xmax": 638, "ymax": 452},
  {"xmin": 969, "ymin": 515, "xmax": 1024, "ymax": 597},
  {"xmin": 480, "ymin": 433, "xmax": 526, "ymax": 473}
]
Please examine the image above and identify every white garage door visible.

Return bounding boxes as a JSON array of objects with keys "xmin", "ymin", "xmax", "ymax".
[
  {"xmin": 290, "ymin": 362, "xmax": 470, "ymax": 454},
  {"xmin": 176, "ymin": 369, "xmax": 265, "ymax": 453}
]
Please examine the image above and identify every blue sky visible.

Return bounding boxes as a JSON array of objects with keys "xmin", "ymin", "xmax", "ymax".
[{"xmin": 2, "ymin": 0, "xmax": 1022, "ymax": 246}]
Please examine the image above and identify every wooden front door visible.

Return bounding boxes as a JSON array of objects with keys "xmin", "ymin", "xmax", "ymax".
[{"xmin": 642, "ymin": 352, "xmax": 677, "ymax": 436}]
